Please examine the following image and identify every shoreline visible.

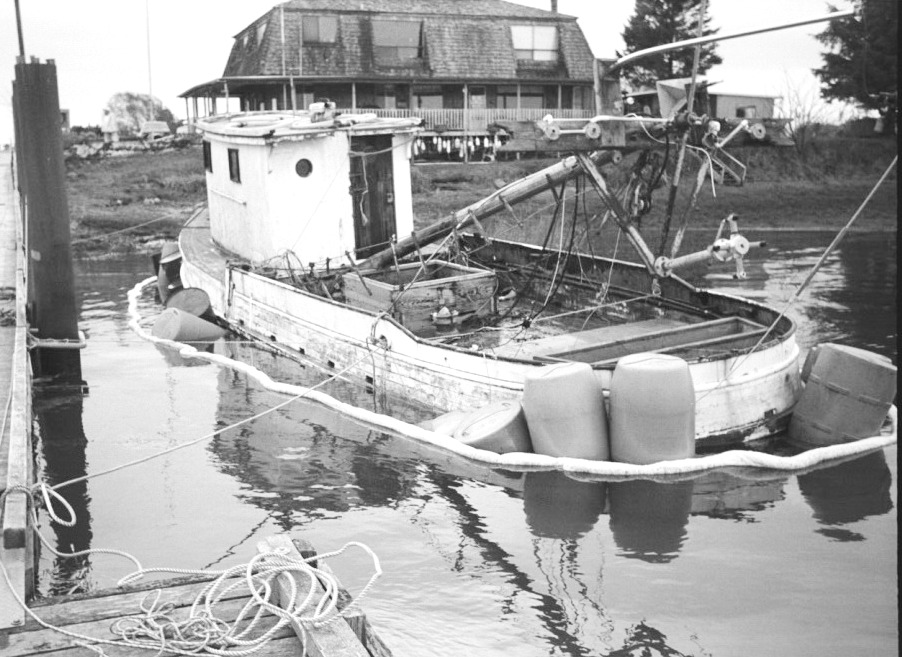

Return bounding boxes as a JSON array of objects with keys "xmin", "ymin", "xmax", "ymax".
[{"xmin": 67, "ymin": 145, "xmax": 898, "ymax": 257}]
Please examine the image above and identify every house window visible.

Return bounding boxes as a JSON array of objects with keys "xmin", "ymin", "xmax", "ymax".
[
  {"xmin": 202, "ymin": 141, "xmax": 212, "ymax": 172},
  {"xmin": 511, "ymin": 25, "xmax": 558, "ymax": 61},
  {"xmin": 372, "ymin": 20, "xmax": 423, "ymax": 61},
  {"xmin": 736, "ymin": 105, "xmax": 758, "ymax": 119},
  {"xmin": 303, "ymin": 16, "xmax": 338, "ymax": 44},
  {"xmin": 256, "ymin": 21, "xmax": 267, "ymax": 47},
  {"xmin": 228, "ymin": 148, "xmax": 241, "ymax": 183}
]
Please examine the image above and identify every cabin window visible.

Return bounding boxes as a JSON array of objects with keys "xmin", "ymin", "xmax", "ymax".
[
  {"xmin": 228, "ymin": 148, "xmax": 241, "ymax": 183},
  {"xmin": 303, "ymin": 16, "xmax": 338, "ymax": 44},
  {"xmin": 202, "ymin": 141, "xmax": 212, "ymax": 172},
  {"xmin": 372, "ymin": 20, "xmax": 423, "ymax": 61},
  {"xmin": 295, "ymin": 159, "xmax": 313, "ymax": 177},
  {"xmin": 511, "ymin": 25, "xmax": 558, "ymax": 61}
]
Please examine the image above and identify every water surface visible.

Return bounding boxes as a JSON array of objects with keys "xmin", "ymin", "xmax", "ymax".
[{"xmin": 33, "ymin": 231, "xmax": 896, "ymax": 656}]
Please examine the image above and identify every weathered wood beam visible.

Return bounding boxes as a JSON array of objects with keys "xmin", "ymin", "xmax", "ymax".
[
  {"xmin": 361, "ymin": 149, "xmax": 623, "ymax": 271},
  {"xmin": 257, "ymin": 535, "xmax": 370, "ymax": 657}
]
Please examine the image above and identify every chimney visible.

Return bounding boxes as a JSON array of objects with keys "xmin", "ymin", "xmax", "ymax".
[{"xmin": 551, "ymin": 0, "xmax": 558, "ymax": 12}]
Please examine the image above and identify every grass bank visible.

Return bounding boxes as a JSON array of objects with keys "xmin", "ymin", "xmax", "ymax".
[{"xmin": 66, "ymin": 138, "xmax": 896, "ymax": 257}]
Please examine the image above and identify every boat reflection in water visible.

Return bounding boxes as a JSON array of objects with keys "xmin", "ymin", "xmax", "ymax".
[{"xmin": 193, "ymin": 332, "xmax": 896, "ymax": 655}]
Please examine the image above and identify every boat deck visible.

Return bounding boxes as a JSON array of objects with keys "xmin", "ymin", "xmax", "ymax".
[
  {"xmin": 4, "ymin": 537, "xmax": 391, "ymax": 657},
  {"xmin": 490, "ymin": 317, "xmax": 685, "ymax": 359},
  {"xmin": 179, "ymin": 207, "xmax": 228, "ymax": 282}
]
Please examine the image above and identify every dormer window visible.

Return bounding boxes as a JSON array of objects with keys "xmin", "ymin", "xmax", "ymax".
[
  {"xmin": 303, "ymin": 16, "xmax": 338, "ymax": 44},
  {"xmin": 256, "ymin": 21, "xmax": 267, "ymax": 47},
  {"xmin": 511, "ymin": 25, "xmax": 558, "ymax": 61},
  {"xmin": 372, "ymin": 20, "xmax": 423, "ymax": 61}
]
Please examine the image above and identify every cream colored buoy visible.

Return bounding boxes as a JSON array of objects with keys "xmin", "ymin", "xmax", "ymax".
[
  {"xmin": 609, "ymin": 353, "xmax": 695, "ymax": 465},
  {"xmin": 789, "ymin": 343, "xmax": 896, "ymax": 446},
  {"xmin": 521, "ymin": 362, "xmax": 609, "ymax": 460},
  {"xmin": 152, "ymin": 308, "xmax": 225, "ymax": 342},
  {"xmin": 453, "ymin": 401, "xmax": 532, "ymax": 454},
  {"xmin": 165, "ymin": 287, "xmax": 214, "ymax": 321}
]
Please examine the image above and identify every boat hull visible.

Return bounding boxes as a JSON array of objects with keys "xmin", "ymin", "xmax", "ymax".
[{"xmin": 180, "ymin": 223, "xmax": 801, "ymax": 447}]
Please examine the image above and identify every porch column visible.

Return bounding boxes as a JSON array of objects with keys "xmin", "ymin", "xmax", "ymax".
[
  {"xmin": 557, "ymin": 84, "xmax": 562, "ymax": 111},
  {"xmin": 351, "ymin": 82, "xmax": 356, "ymax": 110},
  {"xmin": 463, "ymin": 84, "xmax": 469, "ymax": 163},
  {"xmin": 517, "ymin": 83, "xmax": 521, "ymax": 112}
]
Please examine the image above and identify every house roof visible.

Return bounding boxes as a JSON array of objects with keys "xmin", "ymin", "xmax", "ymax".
[{"xmin": 216, "ymin": 0, "xmax": 594, "ymax": 84}]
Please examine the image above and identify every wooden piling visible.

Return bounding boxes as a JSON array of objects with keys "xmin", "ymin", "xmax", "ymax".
[{"xmin": 12, "ymin": 58, "xmax": 81, "ymax": 378}]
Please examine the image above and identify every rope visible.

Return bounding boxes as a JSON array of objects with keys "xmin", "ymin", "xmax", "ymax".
[
  {"xmin": 71, "ymin": 208, "xmax": 191, "ymax": 245},
  {"xmin": 0, "ymin": 508, "xmax": 381, "ymax": 656}
]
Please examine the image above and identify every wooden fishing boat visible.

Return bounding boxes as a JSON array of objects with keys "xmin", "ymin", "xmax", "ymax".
[{"xmin": 178, "ymin": 105, "xmax": 802, "ymax": 448}]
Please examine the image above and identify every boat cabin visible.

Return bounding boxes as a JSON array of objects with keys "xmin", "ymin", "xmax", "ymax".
[{"xmin": 197, "ymin": 105, "xmax": 422, "ymax": 266}]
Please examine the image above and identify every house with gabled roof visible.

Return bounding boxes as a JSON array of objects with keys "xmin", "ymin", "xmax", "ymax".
[{"xmin": 180, "ymin": 0, "xmax": 602, "ymax": 145}]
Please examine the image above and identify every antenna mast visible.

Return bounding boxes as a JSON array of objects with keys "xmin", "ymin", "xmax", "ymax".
[{"xmin": 146, "ymin": 0, "xmax": 154, "ymax": 119}]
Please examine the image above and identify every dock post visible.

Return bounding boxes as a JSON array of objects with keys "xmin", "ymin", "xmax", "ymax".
[{"xmin": 12, "ymin": 57, "xmax": 81, "ymax": 379}]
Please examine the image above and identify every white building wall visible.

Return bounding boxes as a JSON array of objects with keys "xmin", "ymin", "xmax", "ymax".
[
  {"xmin": 205, "ymin": 128, "xmax": 417, "ymax": 266},
  {"xmin": 206, "ymin": 139, "xmax": 273, "ymax": 262},
  {"xmin": 714, "ymin": 95, "xmax": 776, "ymax": 119},
  {"xmin": 266, "ymin": 134, "xmax": 353, "ymax": 267}
]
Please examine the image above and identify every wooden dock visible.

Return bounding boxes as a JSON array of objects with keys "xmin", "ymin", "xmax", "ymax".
[
  {"xmin": 3, "ymin": 535, "xmax": 392, "ymax": 656},
  {"xmin": 0, "ymin": 151, "xmax": 34, "ymax": 631}
]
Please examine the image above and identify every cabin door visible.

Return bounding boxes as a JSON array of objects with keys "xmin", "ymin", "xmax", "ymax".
[{"xmin": 350, "ymin": 135, "xmax": 396, "ymax": 259}]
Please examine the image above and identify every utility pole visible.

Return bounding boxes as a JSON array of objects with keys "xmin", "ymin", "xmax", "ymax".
[
  {"xmin": 146, "ymin": 0, "xmax": 154, "ymax": 120},
  {"xmin": 13, "ymin": 0, "xmax": 25, "ymax": 57}
]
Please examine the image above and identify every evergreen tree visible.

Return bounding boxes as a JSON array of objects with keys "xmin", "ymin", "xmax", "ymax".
[
  {"xmin": 618, "ymin": 0, "xmax": 721, "ymax": 90},
  {"xmin": 814, "ymin": 1, "xmax": 897, "ymax": 129}
]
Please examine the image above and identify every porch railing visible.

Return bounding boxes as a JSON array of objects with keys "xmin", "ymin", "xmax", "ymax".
[{"xmin": 335, "ymin": 108, "xmax": 596, "ymax": 134}]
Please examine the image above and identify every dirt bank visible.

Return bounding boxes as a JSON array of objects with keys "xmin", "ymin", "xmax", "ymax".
[{"xmin": 66, "ymin": 139, "xmax": 897, "ymax": 257}]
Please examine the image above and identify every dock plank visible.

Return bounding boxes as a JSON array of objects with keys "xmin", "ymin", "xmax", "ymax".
[
  {"xmin": 5, "ymin": 592, "xmax": 292, "ymax": 655},
  {"xmin": 25, "ymin": 575, "xmax": 248, "ymax": 629}
]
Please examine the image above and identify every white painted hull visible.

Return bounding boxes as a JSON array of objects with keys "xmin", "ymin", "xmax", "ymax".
[{"xmin": 180, "ymin": 233, "xmax": 801, "ymax": 447}]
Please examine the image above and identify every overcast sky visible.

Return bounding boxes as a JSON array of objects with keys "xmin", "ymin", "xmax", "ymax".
[{"xmin": 0, "ymin": 0, "xmax": 852, "ymax": 143}]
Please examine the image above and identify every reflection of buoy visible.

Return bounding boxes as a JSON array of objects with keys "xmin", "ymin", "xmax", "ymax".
[
  {"xmin": 798, "ymin": 450, "xmax": 892, "ymax": 526},
  {"xmin": 609, "ymin": 353, "xmax": 694, "ymax": 464},
  {"xmin": 522, "ymin": 362, "xmax": 609, "ymax": 460},
  {"xmin": 165, "ymin": 287, "xmax": 215, "ymax": 321},
  {"xmin": 789, "ymin": 343, "xmax": 896, "ymax": 446},
  {"xmin": 524, "ymin": 471, "xmax": 606, "ymax": 539},
  {"xmin": 453, "ymin": 401, "xmax": 532, "ymax": 454},
  {"xmin": 608, "ymin": 479, "xmax": 693, "ymax": 563},
  {"xmin": 152, "ymin": 308, "xmax": 225, "ymax": 342}
]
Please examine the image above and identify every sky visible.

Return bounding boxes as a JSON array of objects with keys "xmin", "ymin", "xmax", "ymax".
[{"xmin": 0, "ymin": 0, "xmax": 854, "ymax": 144}]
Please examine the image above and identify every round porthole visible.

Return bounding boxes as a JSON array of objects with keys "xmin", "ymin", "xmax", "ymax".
[{"xmin": 295, "ymin": 158, "xmax": 313, "ymax": 177}]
